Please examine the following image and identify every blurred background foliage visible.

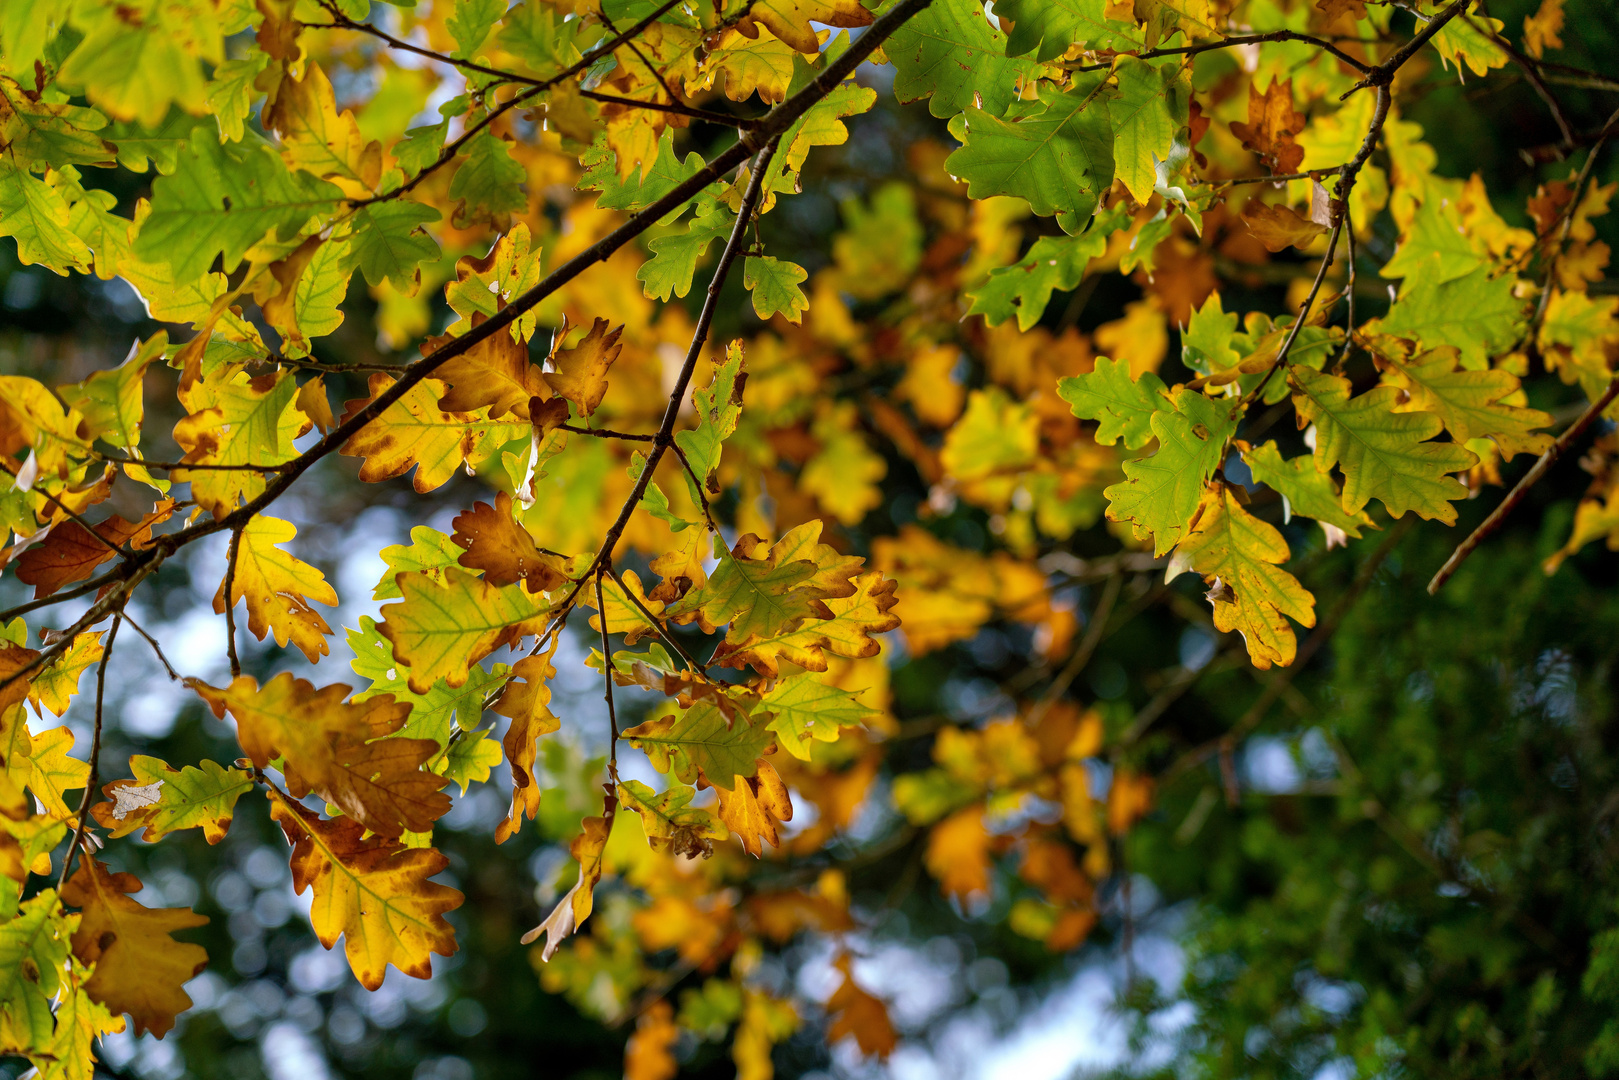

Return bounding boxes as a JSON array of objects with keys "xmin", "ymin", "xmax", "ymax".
[{"xmin": 2, "ymin": 0, "xmax": 1618, "ymax": 1076}]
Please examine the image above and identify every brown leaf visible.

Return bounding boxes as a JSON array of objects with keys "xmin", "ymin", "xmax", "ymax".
[
  {"xmin": 925, "ymin": 805, "xmax": 992, "ymax": 902},
  {"xmin": 1315, "ymin": 0, "xmax": 1367, "ymax": 24},
  {"xmin": 14, "ymin": 501, "xmax": 172, "ymax": 599},
  {"xmin": 432, "ymin": 314, "xmax": 550, "ymax": 421},
  {"xmin": 63, "ymin": 858, "xmax": 209, "ymax": 1038},
  {"xmin": 542, "ymin": 318, "xmax": 623, "ymax": 417},
  {"xmin": 1229, "ymin": 78, "xmax": 1306, "ymax": 175},
  {"xmin": 450, "ymin": 491, "xmax": 568, "ymax": 591},
  {"xmin": 0, "ymin": 643, "xmax": 42, "ymax": 716},
  {"xmin": 826, "ymin": 953, "xmax": 897, "ymax": 1059},
  {"xmin": 190, "ymin": 673, "xmax": 450, "ymax": 838},
  {"xmin": 523, "ymin": 799, "xmax": 614, "ymax": 958},
  {"xmin": 1241, "ymin": 201, "xmax": 1329, "ymax": 252}
]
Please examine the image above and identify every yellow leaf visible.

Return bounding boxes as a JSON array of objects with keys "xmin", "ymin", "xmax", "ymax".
[
  {"xmin": 1523, "ymin": 0, "xmax": 1564, "ymax": 58},
  {"xmin": 263, "ymin": 61, "xmax": 381, "ymax": 198},
  {"xmin": 925, "ymin": 804, "xmax": 992, "ymax": 902},
  {"xmin": 432, "ymin": 317, "xmax": 552, "ymax": 421},
  {"xmin": 493, "ymin": 649, "xmax": 561, "ymax": 843},
  {"xmin": 26, "ymin": 631, "xmax": 101, "ymax": 716},
  {"xmin": 1174, "ymin": 484, "xmax": 1316, "ymax": 669},
  {"xmin": 62, "ymin": 859, "xmax": 208, "ymax": 1038},
  {"xmin": 826, "ymin": 953, "xmax": 897, "ymax": 1059},
  {"xmin": 522, "ymin": 805, "xmax": 612, "ymax": 959},
  {"xmin": 271, "ymin": 794, "xmax": 463, "ymax": 990},
  {"xmin": 215, "ymin": 514, "xmax": 338, "ymax": 662},
  {"xmin": 711, "ymin": 570, "xmax": 901, "ymax": 676},
  {"xmin": 339, "ymin": 372, "xmax": 528, "ymax": 493},
  {"xmin": 714, "ymin": 758, "xmax": 793, "ymax": 856},
  {"xmin": 1375, "ymin": 345, "xmax": 1554, "ymax": 460},
  {"xmin": 173, "ymin": 369, "xmax": 308, "ymax": 518},
  {"xmin": 89, "ymin": 756, "xmax": 254, "ymax": 845},
  {"xmin": 625, "ymin": 998, "xmax": 680, "ymax": 1080},
  {"xmin": 736, "ymin": 0, "xmax": 873, "ymax": 52}
]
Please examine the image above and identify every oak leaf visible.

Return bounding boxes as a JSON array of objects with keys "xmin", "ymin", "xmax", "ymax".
[
  {"xmin": 734, "ymin": 0, "xmax": 873, "ymax": 53},
  {"xmin": 826, "ymin": 953, "xmax": 897, "ymax": 1059},
  {"xmin": 542, "ymin": 317, "xmax": 623, "ymax": 418},
  {"xmin": 191, "ymin": 672, "xmax": 450, "ymax": 838},
  {"xmin": 173, "ymin": 370, "xmax": 308, "ymax": 519},
  {"xmin": 1059, "ymin": 356, "xmax": 1172, "ymax": 449},
  {"xmin": 1229, "ymin": 78, "xmax": 1305, "ymax": 175},
  {"xmin": 1374, "ymin": 345, "xmax": 1554, "ymax": 459},
  {"xmin": 622, "ymin": 701, "xmax": 775, "ymax": 790},
  {"xmin": 432, "ymin": 317, "xmax": 551, "ymax": 421},
  {"xmin": 14, "ymin": 503, "xmax": 169, "ymax": 599},
  {"xmin": 0, "ymin": 889, "xmax": 74, "ymax": 1050},
  {"xmin": 271, "ymin": 796, "xmax": 462, "ymax": 990},
  {"xmin": 1290, "ymin": 367, "xmax": 1475, "ymax": 522},
  {"xmin": 618, "ymin": 779, "xmax": 726, "ymax": 859},
  {"xmin": 26, "ymin": 632, "xmax": 103, "ymax": 717},
  {"xmin": 493, "ymin": 650, "xmax": 561, "ymax": 843},
  {"xmin": 91, "ymin": 756, "xmax": 254, "ymax": 844},
  {"xmin": 710, "ymin": 571, "xmax": 901, "ymax": 677},
  {"xmin": 377, "ymin": 567, "xmax": 551, "ymax": 692},
  {"xmin": 713, "ymin": 758, "xmax": 793, "ymax": 857},
  {"xmin": 523, "ymin": 803, "xmax": 613, "ymax": 959},
  {"xmin": 625, "ymin": 999, "xmax": 680, "ymax": 1080},
  {"xmin": 1173, "ymin": 484, "xmax": 1316, "ymax": 669},
  {"xmin": 1104, "ymin": 389, "xmax": 1240, "ymax": 555},
  {"xmin": 339, "ymin": 373, "xmax": 527, "ymax": 493},
  {"xmin": 214, "ymin": 514, "xmax": 338, "ymax": 663},
  {"xmin": 926, "ymin": 805, "xmax": 993, "ymax": 902},
  {"xmin": 761, "ymin": 674, "xmax": 875, "ymax": 760},
  {"xmin": 665, "ymin": 533, "xmax": 827, "ymax": 644},
  {"xmin": 450, "ymin": 491, "xmax": 569, "ymax": 592},
  {"xmin": 62, "ymin": 859, "xmax": 208, "ymax": 1038},
  {"xmin": 1241, "ymin": 201, "xmax": 1328, "ymax": 252}
]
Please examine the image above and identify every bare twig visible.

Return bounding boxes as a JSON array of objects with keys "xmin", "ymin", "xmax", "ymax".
[
  {"xmin": 223, "ymin": 527, "xmax": 243, "ymax": 678},
  {"xmin": 605, "ymin": 567, "xmax": 708, "ymax": 675},
  {"xmin": 58, "ymin": 613, "xmax": 121, "ymax": 890},
  {"xmin": 595, "ymin": 571, "xmax": 621, "ymax": 783},
  {"xmin": 1067, "ymin": 30, "xmax": 1371, "ymax": 75},
  {"xmin": 1428, "ymin": 374, "xmax": 1619, "ymax": 594},
  {"xmin": 120, "ymin": 611, "xmax": 179, "ymax": 681},
  {"xmin": 1027, "ymin": 571, "xmax": 1122, "ymax": 728}
]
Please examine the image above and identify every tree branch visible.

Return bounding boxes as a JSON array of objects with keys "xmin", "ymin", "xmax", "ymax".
[{"xmin": 58, "ymin": 613, "xmax": 120, "ymax": 890}]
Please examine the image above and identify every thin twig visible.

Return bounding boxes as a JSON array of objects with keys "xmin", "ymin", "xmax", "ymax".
[
  {"xmin": 0, "ymin": 459, "xmax": 131, "ymax": 561},
  {"xmin": 595, "ymin": 571, "xmax": 621, "ymax": 784},
  {"xmin": 605, "ymin": 567, "xmax": 708, "ymax": 675},
  {"xmin": 578, "ymin": 88, "xmax": 759, "ymax": 128},
  {"xmin": 223, "ymin": 527, "xmax": 243, "ymax": 678},
  {"xmin": 1428, "ymin": 374, "xmax": 1619, "ymax": 594},
  {"xmin": 1241, "ymin": 218, "xmax": 1344, "ymax": 408},
  {"xmin": 560, "ymin": 423, "xmax": 656, "ymax": 442},
  {"xmin": 58, "ymin": 613, "xmax": 121, "ymax": 890},
  {"xmin": 120, "ymin": 611, "xmax": 179, "ymax": 681},
  {"xmin": 1201, "ymin": 167, "xmax": 1345, "ymax": 188},
  {"xmin": 1067, "ymin": 30, "xmax": 1371, "ymax": 75},
  {"xmin": 1026, "ymin": 572, "xmax": 1123, "ymax": 728},
  {"xmin": 1340, "ymin": 0, "xmax": 1472, "ymax": 98}
]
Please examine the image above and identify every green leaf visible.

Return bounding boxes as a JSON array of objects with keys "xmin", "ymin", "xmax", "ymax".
[
  {"xmin": 58, "ymin": 332, "xmax": 164, "ymax": 449},
  {"xmin": 1058, "ymin": 356, "xmax": 1172, "ymax": 449},
  {"xmin": 1242, "ymin": 440, "xmax": 1374, "ymax": 539},
  {"xmin": 0, "ymin": 75, "xmax": 113, "ymax": 168},
  {"xmin": 743, "ymin": 255, "xmax": 809, "ymax": 324},
  {"xmin": 497, "ymin": 2, "xmax": 585, "ymax": 75},
  {"xmin": 447, "ymin": 0, "xmax": 504, "ymax": 57},
  {"xmin": 56, "ymin": 4, "xmax": 215, "ymax": 127},
  {"xmin": 440, "ymin": 727, "xmax": 502, "ymax": 794},
  {"xmin": 967, "ymin": 226, "xmax": 1111, "ymax": 330},
  {"xmin": 448, "ymin": 130, "xmax": 527, "ymax": 227},
  {"xmin": 348, "ymin": 618, "xmax": 508, "ymax": 753},
  {"xmin": 133, "ymin": 127, "xmax": 342, "ymax": 283},
  {"xmin": 1373, "ymin": 266, "xmax": 1524, "ymax": 369},
  {"xmin": 673, "ymin": 340, "xmax": 745, "ymax": 496},
  {"xmin": 993, "ymin": 0, "xmax": 1143, "ymax": 61},
  {"xmin": 347, "ymin": 201, "xmax": 443, "ymax": 290},
  {"xmin": 207, "ymin": 54, "xmax": 270, "ymax": 143},
  {"xmin": 944, "ymin": 78, "xmax": 1116, "ymax": 219},
  {"xmin": 1180, "ymin": 292, "xmax": 1241, "ymax": 375},
  {"xmin": 96, "ymin": 756, "xmax": 255, "ymax": 844},
  {"xmin": 1108, "ymin": 57, "xmax": 1185, "ymax": 205},
  {"xmin": 580, "ymin": 129, "xmax": 707, "ymax": 218},
  {"xmin": 392, "ymin": 119, "xmax": 449, "ymax": 177},
  {"xmin": 373, "ymin": 527, "xmax": 466, "ymax": 601},
  {"xmin": 0, "ymin": 158, "xmax": 92, "ymax": 273},
  {"xmin": 640, "ymin": 206, "xmax": 733, "ymax": 301},
  {"xmin": 103, "ymin": 113, "xmax": 208, "ymax": 174},
  {"xmin": 1103, "ymin": 389, "xmax": 1239, "ymax": 555},
  {"xmin": 939, "ymin": 387, "xmax": 1039, "ymax": 480},
  {"xmin": 761, "ymin": 674, "xmax": 874, "ymax": 760},
  {"xmin": 764, "ymin": 81, "xmax": 876, "ymax": 198},
  {"xmin": 665, "ymin": 543, "xmax": 822, "ymax": 642},
  {"xmin": 1379, "ymin": 198, "xmax": 1486, "ymax": 284},
  {"xmin": 1289, "ymin": 366, "xmax": 1476, "ymax": 523},
  {"xmin": 887, "ymin": 0, "xmax": 1045, "ymax": 119},
  {"xmin": 0, "ymin": 890, "xmax": 72, "ymax": 1046},
  {"xmin": 377, "ymin": 568, "xmax": 551, "ymax": 692},
  {"xmin": 621, "ymin": 701, "xmax": 775, "ymax": 789}
]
